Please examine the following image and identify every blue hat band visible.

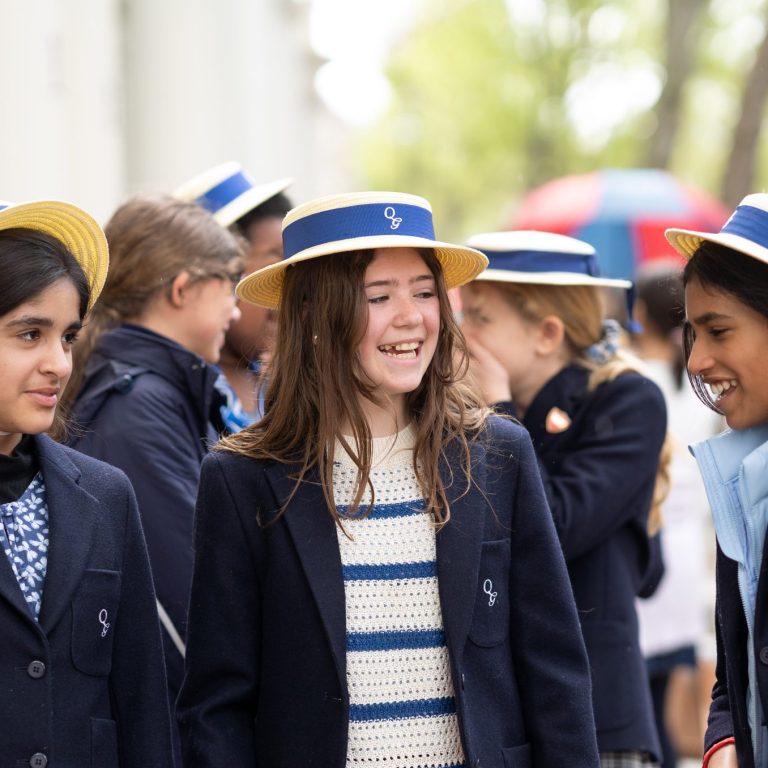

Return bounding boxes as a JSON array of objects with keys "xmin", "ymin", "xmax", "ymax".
[
  {"xmin": 283, "ymin": 203, "xmax": 435, "ymax": 259},
  {"xmin": 481, "ymin": 249, "xmax": 602, "ymax": 277},
  {"xmin": 195, "ymin": 169, "xmax": 255, "ymax": 215},
  {"xmin": 720, "ymin": 204, "xmax": 768, "ymax": 249}
]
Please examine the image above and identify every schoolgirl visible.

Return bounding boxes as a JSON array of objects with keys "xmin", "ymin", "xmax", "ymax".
[
  {"xmin": 460, "ymin": 230, "xmax": 668, "ymax": 767},
  {"xmin": 174, "ymin": 162, "xmax": 294, "ymax": 425},
  {"xmin": 666, "ymin": 193, "xmax": 768, "ymax": 768},
  {"xmin": 177, "ymin": 192, "xmax": 600, "ymax": 767},
  {"xmin": 65, "ymin": 194, "xmax": 243, "ymax": 707},
  {"xmin": 0, "ymin": 200, "xmax": 172, "ymax": 765}
]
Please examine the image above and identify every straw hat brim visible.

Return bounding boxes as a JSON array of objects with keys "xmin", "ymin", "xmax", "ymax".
[
  {"xmin": 665, "ymin": 226, "xmax": 768, "ymax": 266},
  {"xmin": 0, "ymin": 200, "xmax": 108, "ymax": 310},
  {"xmin": 237, "ymin": 235, "xmax": 489, "ymax": 309},
  {"xmin": 473, "ymin": 268, "xmax": 632, "ymax": 289},
  {"xmin": 212, "ymin": 177, "xmax": 294, "ymax": 227}
]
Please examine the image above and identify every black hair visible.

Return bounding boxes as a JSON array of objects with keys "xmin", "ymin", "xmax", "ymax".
[
  {"xmin": 0, "ymin": 227, "xmax": 91, "ymax": 440},
  {"xmin": 682, "ymin": 241, "xmax": 768, "ymax": 409},
  {"xmin": 0, "ymin": 228, "xmax": 90, "ymax": 319},
  {"xmin": 635, "ymin": 263, "xmax": 686, "ymax": 388},
  {"xmin": 235, "ymin": 192, "xmax": 293, "ymax": 241}
]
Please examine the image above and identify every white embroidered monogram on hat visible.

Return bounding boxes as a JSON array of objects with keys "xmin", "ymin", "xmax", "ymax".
[
  {"xmin": 545, "ymin": 407, "xmax": 572, "ymax": 434},
  {"xmin": 384, "ymin": 206, "xmax": 402, "ymax": 230},
  {"xmin": 236, "ymin": 191, "xmax": 488, "ymax": 309}
]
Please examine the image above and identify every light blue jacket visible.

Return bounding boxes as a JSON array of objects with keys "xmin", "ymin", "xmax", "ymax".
[{"xmin": 691, "ymin": 425, "xmax": 768, "ymax": 765}]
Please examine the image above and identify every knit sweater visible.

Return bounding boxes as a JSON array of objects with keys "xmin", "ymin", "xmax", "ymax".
[{"xmin": 333, "ymin": 424, "xmax": 465, "ymax": 768}]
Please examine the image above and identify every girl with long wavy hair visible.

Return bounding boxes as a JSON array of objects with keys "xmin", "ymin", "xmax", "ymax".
[
  {"xmin": 177, "ymin": 192, "xmax": 600, "ymax": 768},
  {"xmin": 460, "ymin": 230, "xmax": 670, "ymax": 768}
]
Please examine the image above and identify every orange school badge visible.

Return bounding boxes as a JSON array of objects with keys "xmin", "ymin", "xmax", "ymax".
[{"xmin": 545, "ymin": 407, "xmax": 572, "ymax": 434}]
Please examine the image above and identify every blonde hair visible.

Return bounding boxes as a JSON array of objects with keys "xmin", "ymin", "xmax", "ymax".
[{"xmin": 489, "ymin": 281, "xmax": 668, "ymax": 535}]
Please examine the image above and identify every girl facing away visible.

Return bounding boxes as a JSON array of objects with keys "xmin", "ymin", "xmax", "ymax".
[
  {"xmin": 177, "ymin": 192, "xmax": 600, "ymax": 768},
  {"xmin": 65, "ymin": 194, "xmax": 243, "ymax": 715},
  {"xmin": 460, "ymin": 231, "xmax": 670, "ymax": 768},
  {"xmin": 0, "ymin": 200, "xmax": 172, "ymax": 765},
  {"xmin": 665, "ymin": 193, "xmax": 768, "ymax": 768}
]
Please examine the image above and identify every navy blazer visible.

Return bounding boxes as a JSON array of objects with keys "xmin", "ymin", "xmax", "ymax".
[
  {"xmin": 0, "ymin": 435, "xmax": 173, "ymax": 767},
  {"xmin": 177, "ymin": 416, "xmax": 600, "ymax": 768},
  {"xmin": 705, "ymin": 540, "xmax": 768, "ymax": 768},
  {"xmin": 510, "ymin": 365, "xmax": 666, "ymax": 757},
  {"xmin": 69, "ymin": 324, "xmax": 221, "ymax": 700}
]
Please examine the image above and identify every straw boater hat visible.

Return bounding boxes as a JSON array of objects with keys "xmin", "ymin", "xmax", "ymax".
[
  {"xmin": 666, "ymin": 192, "xmax": 768, "ymax": 265},
  {"xmin": 466, "ymin": 230, "xmax": 632, "ymax": 288},
  {"xmin": 173, "ymin": 161, "xmax": 293, "ymax": 228},
  {"xmin": 236, "ymin": 191, "xmax": 490, "ymax": 309},
  {"xmin": 0, "ymin": 200, "xmax": 109, "ymax": 310}
]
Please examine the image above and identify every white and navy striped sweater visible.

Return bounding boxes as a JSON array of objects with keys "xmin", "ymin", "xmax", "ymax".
[{"xmin": 333, "ymin": 424, "xmax": 466, "ymax": 768}]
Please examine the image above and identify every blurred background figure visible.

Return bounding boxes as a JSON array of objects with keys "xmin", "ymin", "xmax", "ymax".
[
  {"xmin": 461, "ymin": 231, "xmax": 669, "ymax": 767},
  {"xmin": 174, "ymin": 162, "xmax": 294, "ymax": 424},
  {"xmin": 63, "ymin": 194, "xmax": 243, "ymax": 758},
  {"xmin": 632, "ymin": 261, "xmax": 721, "ymax": 768}
]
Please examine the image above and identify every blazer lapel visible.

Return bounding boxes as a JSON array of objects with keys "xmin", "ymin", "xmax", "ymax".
[
  {"xmin": 436, "ymin": 437, "xmax": 487, "ymax": 653},
  {"xmin": 35, "ymin": 436, "xmax": 99, "ymax": 634},
  {"xmin": 263, "ymin": 463, "xmax": 347, "ymax": 687}
]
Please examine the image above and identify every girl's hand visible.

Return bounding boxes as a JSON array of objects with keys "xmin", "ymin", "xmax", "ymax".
[{"xmin": 464, "ymin": 334, "xmax": 512, "ymax": 406}]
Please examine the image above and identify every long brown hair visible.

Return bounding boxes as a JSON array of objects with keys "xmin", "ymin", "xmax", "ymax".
[
  {"xmin": 219, "ymin": 248, "xmax": 490, "ymax": 528},
  {"xmin": 484, "ymin": 281, "xmax": 669, "ymax": 535},
  {"xmin": 64, "ymin": 194, "xmax": 243, "ymax": 408}
]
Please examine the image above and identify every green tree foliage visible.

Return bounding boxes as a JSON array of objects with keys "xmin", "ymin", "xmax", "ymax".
[{"xmin": 358, "ymin": 0, "xmax": 768, "ymax": 238}]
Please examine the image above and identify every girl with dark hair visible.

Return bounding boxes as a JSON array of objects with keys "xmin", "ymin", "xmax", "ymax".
[
  {"xmin": 666, "ymin": 194, "xmax": 768, "ymax": 768},
  {"xmin": 66, "ymin": 194, "xmax": 243, "ymax": 719},
  {"xmin": 177, "ymin": 192, "xmax": 600, "ymax": 768},
  {"xmin": 174, "ymin": 163, "xmax": 294, "ymax": 424},
  {"xmin": 460, "ymin": 231, "xmax": 670, "ymax": 768},
  {"xmin": 0, "ymin": 201, "xmax": 172, "ymax": 766}
]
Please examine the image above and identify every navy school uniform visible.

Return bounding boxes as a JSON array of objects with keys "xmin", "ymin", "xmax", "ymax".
[
  {"xmin": 69, "ymin": 324, "xmax": 222, "ymax": 703},
  {"xmin": 0, "ymin": 434, "xmax": 173, "ymax": 767},
  {"xmin": 177, "ymin": 416, "xmax": 600, "ymax": 768},
  {"xmin": 502, "ymin": 364, "xmax": 667, "ymax": 758}
]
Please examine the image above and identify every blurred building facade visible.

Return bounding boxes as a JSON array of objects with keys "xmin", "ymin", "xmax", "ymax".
[{"xmin": 0, "ymin": 0, "xmax": 351, "ymax": 222}]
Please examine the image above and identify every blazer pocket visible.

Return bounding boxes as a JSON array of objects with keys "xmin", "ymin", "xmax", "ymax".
[
  {"xmin": 72, "ymin": 569, "xmax": 121, "ymax": 676},
  {"xmin": 91, "ymin": 717, "xmax": 118, "ymax": 768},
  {"xmin": 468, "ymin": 538, "xmax": 511, "ymax": 648},
  {"xmin": 501, "ymin": 742, "xmax": 532, "ymax": 768}
]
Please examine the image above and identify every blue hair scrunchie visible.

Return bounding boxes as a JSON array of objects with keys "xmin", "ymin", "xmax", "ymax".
[{"xmin": 584, "ymin": 319, "xmax": 621, "ymax": 365}]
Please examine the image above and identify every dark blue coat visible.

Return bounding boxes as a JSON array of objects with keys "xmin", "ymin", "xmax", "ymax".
[
  {"xmin": 0, "ymin": 435, "xmax": 173, "ymax": 767},
  {"xmin": 705, "ymin": 541, "xmax": 768, "ymax": 768},
  {"xmin": 69, "ymin": 324, "xmax": 220, "ymax": 700},
  {"xmin": 177, "ymin": 417, "xmax": 600, "ymax": 768},
  {"xmin": 513, "ymin": 365, "xmax": 666, "ymax": 757}
]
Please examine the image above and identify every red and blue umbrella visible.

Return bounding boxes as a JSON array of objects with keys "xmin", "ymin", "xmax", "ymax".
[{"xmin": 510, "ymin": 168, "xmax": 730, "ymax": 280}]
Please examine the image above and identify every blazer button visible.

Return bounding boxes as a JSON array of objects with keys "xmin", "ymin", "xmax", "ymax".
[
  {"xmin": 760, "ymin": 647, "xmax": 768, "ymax": 665},
  {"xmin": 27, "ymin": 660, "xmax": 46, "ymax": 679},
  {"xmin": 461, "ymin": 672, "xmax": 466, "ymax": 689},
  {"xmin": 29, "ymin": 754, "xmax": 47, "ymax": 768}
]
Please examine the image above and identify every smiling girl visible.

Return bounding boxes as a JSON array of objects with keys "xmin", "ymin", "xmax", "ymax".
[
  {"xmin": 177, "ymin": 192, "xmax": 600, "ymax": 768},
  {"xmin": 0, "ymin": 200, "xmax": 172, "ymax": 766},
  {"xmin": 665, "ymin": 194, "xmax": 768, "ymax": 768}
]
